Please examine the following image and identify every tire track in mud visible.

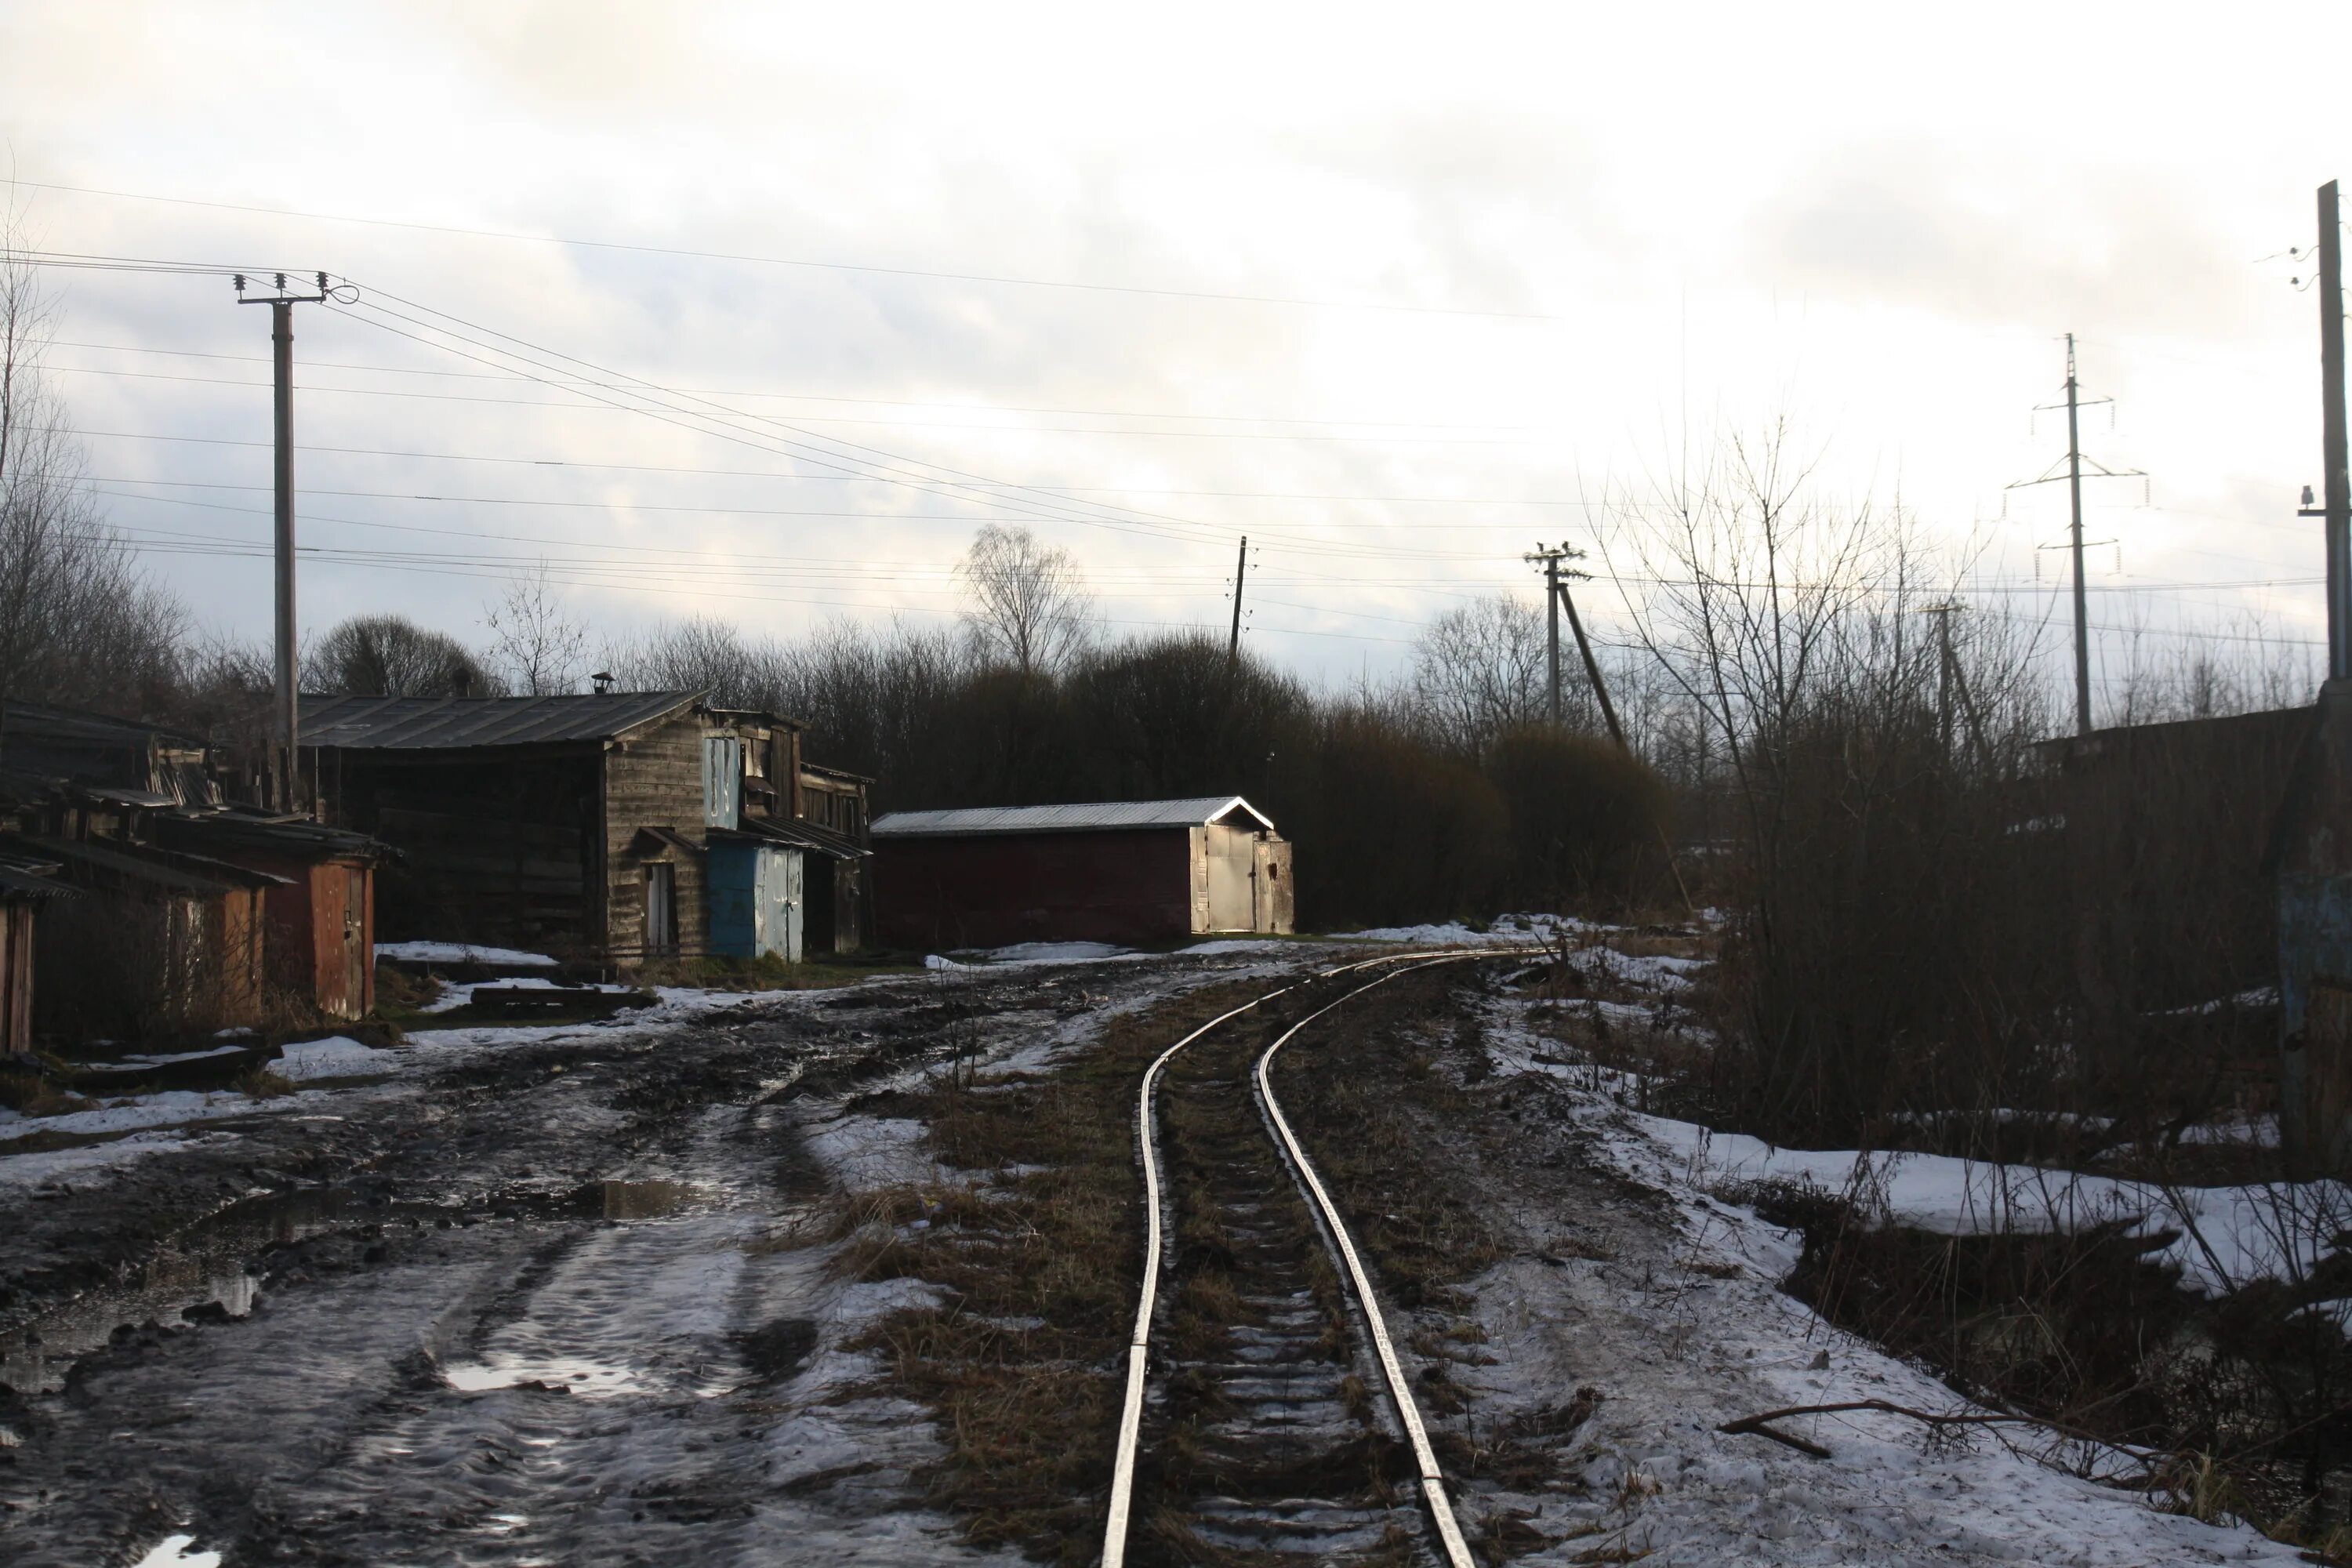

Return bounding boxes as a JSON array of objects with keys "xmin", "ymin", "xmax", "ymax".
[{"xmin": 1115, "ymin": 956, "xmax": 1494, "ymax": 1568}]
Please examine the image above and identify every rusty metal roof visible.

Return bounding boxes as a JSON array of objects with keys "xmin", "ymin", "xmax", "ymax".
[
  {"xmin": 300, "ymin": 691, "xmax": 700, "ymax": 750},
  {"xmin": 872, "ymin": 796, "xmax": 1273, "ymax": 839}
]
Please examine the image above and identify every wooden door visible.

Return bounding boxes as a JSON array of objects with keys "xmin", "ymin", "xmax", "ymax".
[
  {"xmin": 1205, "ymin": 825, "xmax": 1254, "ymax": 931},
  {"xmin": 342, "ymin": 866, "xmax": 368, "ymax": 1018},
  {"xmin": 782, "ymin": 848, "xmax": 803, "ymax": 963},
  {"xmin": 644, "ymin": 862, "xmax": 677, "ymax": 956}
]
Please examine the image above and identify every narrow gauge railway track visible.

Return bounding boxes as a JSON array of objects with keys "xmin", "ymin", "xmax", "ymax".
[{"xmin": 1105, "ymin": 953, "xmax": 1504, "ymax": 1568}]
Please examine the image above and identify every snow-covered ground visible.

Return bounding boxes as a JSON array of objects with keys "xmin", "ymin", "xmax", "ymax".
[
  {"xmin": 0, "ymin": 977, "xmax": 884, "ymax": 1192},
  {"xmin": 374, "ymin": 940, "xmax": 557, "ymax": 967},
  {"xmin": 1624, "ymin": 1113, "xmax": 2344, "ymax": 1298},
  {"xmin": 1459, "ymin": 970, "xmax": 2310, "ymax": 1563}
]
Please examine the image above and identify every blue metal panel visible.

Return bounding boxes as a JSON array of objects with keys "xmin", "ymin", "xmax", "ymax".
[
  {"xmin": 710, "ymin": 839, "xmax": 802, "ymax": 961},
  {"xmin": 707, "ymin": 837, "xmax": 758, "ymax": 959}
]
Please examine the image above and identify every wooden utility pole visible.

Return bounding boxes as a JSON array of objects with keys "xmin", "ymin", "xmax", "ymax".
[
  {"xmin": 1555, "ymin": 577, "xmax": 1623, "ymax": 747},
  {"xmin": 238, "ymin": 271, "xmax": 329, "ymax": 812},
  {"xmin": 2321, "ymin": 181, "xmax": 2350, "ymax": 681},
  {"xmin": 1227, "ymin": 535, "xmax": 1249, "ymax": 664}
]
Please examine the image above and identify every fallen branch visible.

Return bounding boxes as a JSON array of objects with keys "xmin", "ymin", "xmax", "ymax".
[{"xmin": 1719, "ymin": 1399, "xmax": 2092, "ymax": 1461}]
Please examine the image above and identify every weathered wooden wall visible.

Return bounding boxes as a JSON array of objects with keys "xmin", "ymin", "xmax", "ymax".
[
  {"xmin": 602, "ymin": 710, "xmax": 712, "ymax": 962},
  {"xmin": 0, "ymin": 900, "xmax": 34, "ymax": 1057},
  {"xmin": 325, "ymin": 753, "xmax": 597, "ymax": 955}
]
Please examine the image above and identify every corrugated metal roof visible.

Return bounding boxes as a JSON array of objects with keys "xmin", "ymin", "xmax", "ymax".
[
  {"xmin": 719, "ymin": 814, "xmax": 872, "ymax": 859},
  {"xmin": 153, "ymin": 810, "xmax": 394, "ymax": 864},
  {"xmin": 300, "ymin": 691, "xmax": 701, "ymax": 750},
  {"xmin": 1, "ymin": 701, "xmax": 206, "ymax": 750},
  {"xmin": 871, "ymin": 796, "xmax": 1272, "ymax": 839}
]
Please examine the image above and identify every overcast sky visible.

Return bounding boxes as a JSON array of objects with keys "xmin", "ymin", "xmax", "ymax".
[{"xmin": 2, "ymin": 2, "xmax": 2347, "ymax": 703}]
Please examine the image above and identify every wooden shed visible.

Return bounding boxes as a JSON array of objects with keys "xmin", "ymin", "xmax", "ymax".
[
  {"xmin": 305, "ymin": 692, "xmax": 870, "ymax": 968},
  {"xmin": 148, "ymin": 812, "xmax": 389, "ymax": 1022},
  {"xmin": 869, "ymin": 796, "xmax": 1293, "ymax": 950},
  {"xmin": 9, "ymin": 833, "xmax": 278, "ymax": 1038}
]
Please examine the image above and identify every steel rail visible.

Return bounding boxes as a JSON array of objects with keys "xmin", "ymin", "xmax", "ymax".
[
  {"xmin": 1254, "ymin": 956, "xmax": 1483, "ymax": 1568},
  {"xmin": 1102, "ymin": 946, "xmax": 1512, "ymax": 1568}
]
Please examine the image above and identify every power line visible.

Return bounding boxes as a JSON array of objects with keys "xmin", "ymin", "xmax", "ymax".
[
  {"xmin": 15, "ymin": 177, "xmax": 1558, "ymax": 321},
  {"xmin": 36, "ymin": 337, "xmax": 1537, "ymax": 430}
]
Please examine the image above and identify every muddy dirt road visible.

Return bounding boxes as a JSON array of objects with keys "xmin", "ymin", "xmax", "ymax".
[{"xmin": 0, "ymin": 956, "xmax": 1260, "ymax": 1568}]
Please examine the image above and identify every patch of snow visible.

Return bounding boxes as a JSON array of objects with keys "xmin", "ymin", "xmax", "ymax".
[
  {"xmin": 2155, "ymin": 985, "xmax": 2281, "ymax": 1017},
  {"xmin": 375, "ymin": 940, "xmax": 557, "ymax": 967},
  {"xmin": 1457, "ymin": 1000, "xmax": 2308, "ymax": 1563},
  {"xmin": 975, "ymin": 940, "xmax": 1129, "ymax": 964},
  {"xmin": 132, "ymin": 1536, "xmax": 223, "ymax": 1568},
  {"xmin": 1181, "ymin": 938, "xmax": 1297, "ymax": 956},
  {"xmin": 0, "ymin": 1087, "xmax": 325, "ymax": 1145},
  {"xmin": 924, "ymin": 954, "xmax": 969, "ymax": 971},
  {"xmin": 0, "ymin": 1127, "xmax": 242, "ymax": 1191},
  {"xmin": 804, "ymin": 1116, "xmax": 941, "ymax": 1189},
  {"xmin": 71, "ymin": 1044, "xmax": 251, "ymax": 1073},
  {"xmin": 276, "ymin": 1035, "xmax": 402, "ymax": 1080},
  {"xmin": 1621, "ymin": 1110, "xmax": 2351, "ymax": 1299}
]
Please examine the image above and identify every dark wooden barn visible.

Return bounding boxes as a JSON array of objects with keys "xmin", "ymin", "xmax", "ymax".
[
  {"xmin": 305, "ymin": 692, "xmax": 868, "ymax": 967},
  {"xmin": 869, "ymin": 796, "xmax": 1293, "ymax": 951}
]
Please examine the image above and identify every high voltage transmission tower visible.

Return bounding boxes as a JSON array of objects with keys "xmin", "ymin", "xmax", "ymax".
[{"xmin": 2007, "ymin": 333, "xmax": 2146, "ymax": 737}]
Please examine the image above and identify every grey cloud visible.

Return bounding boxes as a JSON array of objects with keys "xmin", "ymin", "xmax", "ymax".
[{"xmin": 1748, "ymin": 143, "xmax": 2266, "ymax": 339}]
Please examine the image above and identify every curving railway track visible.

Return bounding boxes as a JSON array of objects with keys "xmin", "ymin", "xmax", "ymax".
[{"xmin": 1104, "ymin": 951, "xmax": 1511, "ymax": 1568}]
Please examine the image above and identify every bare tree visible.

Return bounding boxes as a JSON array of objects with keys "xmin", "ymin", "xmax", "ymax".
[
  {"xmin": 307, "ymin": 614, "xmax": 502, "ymax": 698},
  {"xmin": 956, "ymin": 524, "xmax": 1092, "ymax": 677},
  {"xmin": 1410, "ymin": 593, "xmax": 1552, "ymax": 755},
  {"xmin": 601, "ymin": 615, "xmax": 789, "ymax": 708},
  {"xmin": 0, "ymin": 213, "xmax": 186, "ymax": 719},
  {"xmin": 484, "ymin": 562, "xmax": 588, "ymax": 695}
]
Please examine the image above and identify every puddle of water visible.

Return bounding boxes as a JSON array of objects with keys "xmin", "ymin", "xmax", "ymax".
[
  {"xmin": 442, "ymin": 1354, "xmax": 648, "ymax": 1398},
  {"xmin": 597, "ymin": 1178, "xmax": 693, "ymax": 1219},
  {"xmin": 2, "ymin": 1178, "xmax": 705, "ymax": 1392}
]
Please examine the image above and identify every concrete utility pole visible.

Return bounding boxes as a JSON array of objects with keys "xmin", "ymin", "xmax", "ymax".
[
  {"xmin": 238, "ymin": 272, "xmax": 329, "ymax": 813},
  {"xmin": 1525, "ymin": 543, "xmax": 1581, "ymax": 723},
  {"xmin": 1227, "ymin": 535, "xmax": 1249, "ymax": 664},
  {"xmin": 1922, "ymin": 600, "xmax": 1965, "ymax": 759},
  {"xmin": 2321, "ymin": 181, "xmax": 2350, "ymax": 681},
  {"xmin": 2065, "ymin": 334, "xmax": 2091, "ymax": 735},
  {"xmin": 2009, "ymin": 339, "xmax": 2140, "ymax": 737}
]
